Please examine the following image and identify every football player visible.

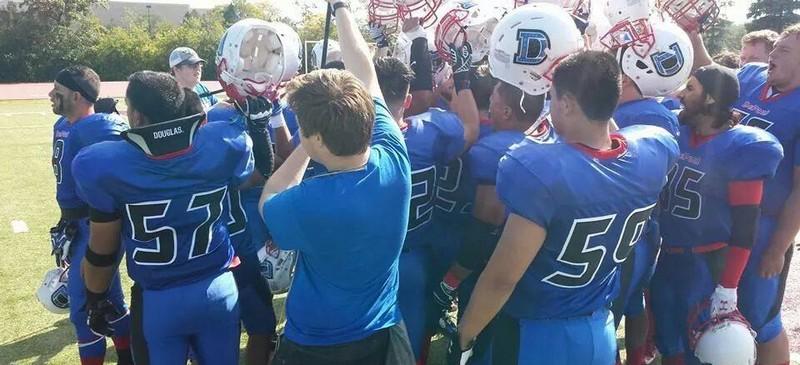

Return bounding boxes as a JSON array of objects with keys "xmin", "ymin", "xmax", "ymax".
[
  {"xmin": 206, "ymin": 19, "xmax": 301, "ymax": 364},
  {"xmin": 48, "ymin": 65, "xmax": 132, "ymax": 365},
  {"xmin": 383, "ymin": 21, "xmax": 480, "ymax": 359},
  {"xmin": 75, "ymin": 71, "xmax": 255, "ymax": 364},
  {"xmin": 678, "ymin": 17, "xmax": 800, "ymax": 365},
  {"xmin": 608, "ymin": 21, "xmax": 689, "ymax": 365},
  {"xmin": 652, "ymin": 65, "xmax": 783, "ymax": 365},
  {"xmin": 454, "ymin": 48, "xmax": 679, "ymax": 365}
]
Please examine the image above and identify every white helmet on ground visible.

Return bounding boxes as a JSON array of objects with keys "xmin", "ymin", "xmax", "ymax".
[
  {"xmin": 435, "ymin": 1, "xmax": 506, "ymax": 65},
  {"xmin": 616, "ymin": 21, "xmax": 693, "ymax": 97},
  {"xmin": 692, "ymin": 311, "xmax": 757, "ymax": 365},
  {"xmin": 311, "ymin": 40, "xmax": 342, "ymax": 69},
  {"xmin": 216, "ymin": 18, "xmax": 301, "ymax": 105},
  {"xmin": 36, "ymin": 267, "xmax": 69, "ymax": 314},
  {"xmin": 489, "ymin": 3, "xmax": 584, "ymax": 95},
  {"xmin": 257, "ymin": 240, "xmax": 296, "ymax": 294},
  {"xmin": 600, "ymin": 0, "xmax": 655, "ymax": 57}
]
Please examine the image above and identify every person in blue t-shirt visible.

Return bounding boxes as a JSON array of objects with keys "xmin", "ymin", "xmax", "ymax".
[
  {"xmin": 48, "ymin": 65, "xmax": 133, "ymax": 365},
  {"xmin": 75, "ymin": 71, "xmax": 253, "ymax": 364},
  {"xmin": 169, "ymin": 47, "xmax": 219, "ymax": 110},
  {"xmin": 258, "ymin": 2, "xmax": 414, "ymax": 363},
  {"xmin": 454, "ymin": 51, "xmax": 679, "ymax": 365}
]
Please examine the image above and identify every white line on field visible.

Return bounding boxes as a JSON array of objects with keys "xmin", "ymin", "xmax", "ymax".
[{"xmin": 0, "ymin": 112, "xmax": 48, "ymax": 116}]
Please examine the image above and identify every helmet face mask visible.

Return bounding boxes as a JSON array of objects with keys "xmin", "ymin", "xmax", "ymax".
[
  {"xmin": 397, "ymin": 0, "xmax": 444, "ymax": 28},
  {"xmin": 489, "ymin": 3, "xmax": 584, "ymax": 95},
  {"xmin": 216, "ymin": 19, "xmax": 301, "ymax": 105},
  {"xmin": 37, "ymin": 267, "xmax": 70, "ymax": 314},
  {"xmin": 601, "ymin": 18, "xmax": 655, "ymax": 57},
  {"xmin": 600, "ymin": 0, "xmax": 655, "ymax": 57},
  {"xmin": 657, "ymin": 0, "xmax": 720, "ymax": 32},
  {"xmin": 369, "ymin": 0, "xmax": 400, "ymax": 33}
]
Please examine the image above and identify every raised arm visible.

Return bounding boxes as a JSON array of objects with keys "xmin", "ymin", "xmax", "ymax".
[{"xmin": 330, "ymin": 0, "xmax": 382, "ymax": 99}]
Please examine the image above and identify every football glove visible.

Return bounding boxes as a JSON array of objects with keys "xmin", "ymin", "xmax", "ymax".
[
  {"xmin": 235, "ymin": 96, "xmax": 272, "ymax": 131},
  {"xmin": 448, "ymin": 42, "xmax": 473, "ymax": 91},
  {"xmin": 368, "ymin": 22, "xmax": 389, "ymax": 48},
  {"xmin": 440, "ymin": 316, "xmax": 474, "ymax": 365},
  {"xmin": 710, "ymin": 285, "xmax": 738, "ymax": 318},
  {"xmin": 50, "ymin": 219, "xmax": 77, "ymax": 267},
  {"xmin": 85, "ymin": 289, "xmax": 125, "ymax": 337},
  {"xmin": 427, "ymin": 279, "xmax": 457, "ymax": 330}
]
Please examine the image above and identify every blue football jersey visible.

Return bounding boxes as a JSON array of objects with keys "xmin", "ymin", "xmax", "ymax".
[
  {"xmin": 496, "ymin": 125, "xmax": 678, "ymax": 319},
  {"xmin": 52, "ymin": 113, "xmax": 128, "ymax": 211},
  {"xmin": 206, "ymin": 104, "xmax": 271, "ymax": 255},
  {"xmin": 614, "ymin": 98, "xmax": 680, "ymax": 138},
  {"xmin": 73, "ymin": 121, "xmax": 255, "ymax": 290},
  {"xmin": 403, "ymin": 108, "xmax": 465, "ymax": 249},
  {"xmin": 734, "ymin": 63, "xmax": 800, "ymax": 217},
  {"xmin": 469, "ymin": 123, "xmax": 556, "ymax": 186},
  {"xmin": 660, "ymin": 125, "xmax": 783, "ymax": 248}
]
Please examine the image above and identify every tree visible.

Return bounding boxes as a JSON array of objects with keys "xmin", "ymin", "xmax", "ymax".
[
  {"xmin": 705, "ymin": 19, "xmax": 747, "ymax": 55},
  {"xmin": 0, "ymin": 0, "xmax": 107, "ymax": 82},
  {"xmin": 746, "ymin": 0, "xmax": 800, "ymax": 32}
]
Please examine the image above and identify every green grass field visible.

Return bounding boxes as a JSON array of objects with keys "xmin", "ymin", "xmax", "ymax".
[{"xmin": 0, "ymin": 99, "xmax": 654, "ymax": 364}]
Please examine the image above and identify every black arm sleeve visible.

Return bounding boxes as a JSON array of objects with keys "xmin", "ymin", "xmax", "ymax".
[
  {"xmin": 729, "ymin": 205, "xmax": 760, "ymax": 249},
  {"xmin": 247, "ymin": 126, "xmax": 275, "ymax": 179},
  {"xmin": 457, "ymin": 218, "xmax": 502, "ymax": 271},
  {"xmin": 409, "ymin": 37, "xmax": 433, "ymax": 92}
]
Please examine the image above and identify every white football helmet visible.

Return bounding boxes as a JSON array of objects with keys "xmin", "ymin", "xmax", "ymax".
[
  {"xmin": 434, "ymin": 1, "xmax": 506, "ymax": 65},
  {"xmin": 216, "ymin": 19, "xmax": 301, "ymax": 105},
  {"xmin": 616, "ymin": 21, "xmax": 693, "ymax": 97},
  {"xmin": 657, "ymin": 0, "xmax": 719, "ymax": 32},
  {"xmin": 311, "ymin": 40, "xmax": 342, "ymax": 69},
  {"xmin": 489, "ymin": 3, "xmax": 584, "ymax": 95},
  {"xmin": 36, "ymin": 267, "xmax": 69, "ymax": 314},
  {"xmin": 600, "ymin": 0, "xmax": 655, "ymax": 57},
  {"xmin": 692, "ymin": 311, "xmax": 757, "ymax": 365},
  {"xmin": 257, "ymin": 240, "xmax": 296, "ymax": 294}
]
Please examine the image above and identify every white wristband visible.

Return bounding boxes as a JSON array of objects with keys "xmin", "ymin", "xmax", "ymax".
[{"xmin": 269, "ymin": 112, "xmax": 286, "ymax": 129}]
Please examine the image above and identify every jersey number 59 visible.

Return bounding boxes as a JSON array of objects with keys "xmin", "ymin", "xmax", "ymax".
[{"xmin": 543, "ymin": 203, "xmax": 656, "ymax": 288}]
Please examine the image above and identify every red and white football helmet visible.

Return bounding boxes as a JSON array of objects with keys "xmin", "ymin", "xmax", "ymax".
[
  {"xmin": 657, "ymin": 0, "xmax": 720, "ymax": 32},
  {"xmin": 434, "ymin": 1, "xmax": 506, "ymax": 65},
  {"xmin": 690, "ymin": 309, "xmax": 757, "ymax": 365},
  {"xmin": 215, "ymin": 19, "xmax": 301, "ymax": 105},
  {"xmin": 600, "ymin": 0, "xmax": 655, "ymax": 57}
]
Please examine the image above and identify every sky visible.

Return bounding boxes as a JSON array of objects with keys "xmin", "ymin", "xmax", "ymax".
[{"xmin": 108, "ymin": 0, "xmax": 754, "ymax": 24}]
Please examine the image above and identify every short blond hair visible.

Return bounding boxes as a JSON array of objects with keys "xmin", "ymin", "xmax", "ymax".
[
  {"xmin": 742, "ymin": 30, "xmax": 779, "ymax": 52},
  {"xmin": 286, "ymin": 69, "xmax": 375, "ymax": 156},
  {"xmin": 780, "ymin": 23, "xmax": 800, "ymax": 39}
]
